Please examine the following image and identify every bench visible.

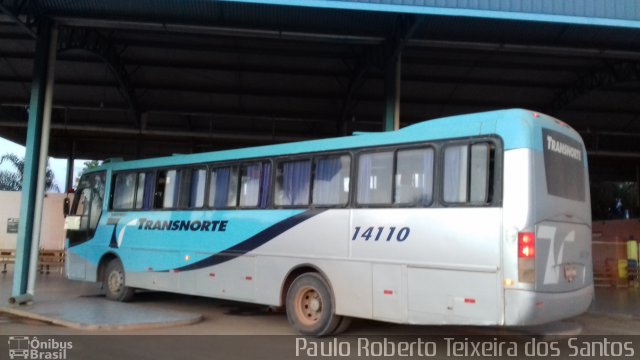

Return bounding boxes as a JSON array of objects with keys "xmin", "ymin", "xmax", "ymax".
[
  {"xmin": 38, "ymin": 250, "xmax": 65, "ymax": 274},
  {"xmin": 0, "ymin": 249, "xmax": 65, "ymax": 274},
  {"xmin": 1, "ymin": 249, "xmax": 15, "ymax": 273}
]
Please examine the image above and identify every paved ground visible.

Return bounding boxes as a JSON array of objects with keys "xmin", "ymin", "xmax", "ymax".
[{"xmin": 1, "ymin": 269, "xmax": 640, "ymax": 336}]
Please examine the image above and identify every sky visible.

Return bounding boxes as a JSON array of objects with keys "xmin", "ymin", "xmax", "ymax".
[{"xmin": 0, "ymin": 136, "xmax": 91, "ymax": 192}]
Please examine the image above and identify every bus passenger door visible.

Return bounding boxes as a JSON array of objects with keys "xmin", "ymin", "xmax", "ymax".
[{"xmin": 66, "ymin": 172, "xmax": 106, "ymax": 280}]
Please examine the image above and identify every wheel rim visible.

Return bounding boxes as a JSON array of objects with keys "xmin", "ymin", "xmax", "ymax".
[
  {"xmin": 294, "ymin": 286, "xmax": 323, "ymax": 326},
  {"xmin": 107, "ymin": 269, "xmax": 124, "ymax": 294}
]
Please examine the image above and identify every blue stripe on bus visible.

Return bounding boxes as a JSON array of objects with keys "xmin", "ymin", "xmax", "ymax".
[{"xmin": 170, "ymin": 209, "xmax": 326, "ymax": 272}]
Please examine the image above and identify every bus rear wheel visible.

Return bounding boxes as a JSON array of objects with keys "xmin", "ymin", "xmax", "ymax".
[
  {"xmin": 104, "ymin": 258, "xmax": 135, "ymax": 302},
  {"xmin": 286, "ymin": 273, "xmax": 342, "ymax": 336}
]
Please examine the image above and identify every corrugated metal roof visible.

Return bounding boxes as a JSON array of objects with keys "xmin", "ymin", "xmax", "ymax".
[
  {"xmin": 221, "ymin": 0, "xmax": 640, "ymax": 28},
  {"xmin": 36, "ymin": 0, "xmax": 640, "ymax": 30}
]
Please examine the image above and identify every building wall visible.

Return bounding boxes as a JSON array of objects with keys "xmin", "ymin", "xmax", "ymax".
[{"xmin": 0, "ymin": 191, "xmax": 67, "ymax": 250}]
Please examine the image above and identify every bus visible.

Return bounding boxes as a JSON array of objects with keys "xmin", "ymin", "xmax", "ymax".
[{"xmin": 64, "ymin": 108, "xmax": 593, "ymax": 335}]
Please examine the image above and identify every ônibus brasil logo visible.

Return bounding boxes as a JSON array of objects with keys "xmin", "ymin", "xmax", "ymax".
[{"xmin": 8, "ymin": 336, "xmax": 72, "ymax": 360}]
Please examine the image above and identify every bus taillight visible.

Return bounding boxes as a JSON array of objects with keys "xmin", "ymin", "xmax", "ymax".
[
  {"xmin": 518, "ymin": 232, "xmax": 536, "ymax": 283},
  {"xmin": 518, "ymin": 232, "xmax": 535, "ymax": 258}
]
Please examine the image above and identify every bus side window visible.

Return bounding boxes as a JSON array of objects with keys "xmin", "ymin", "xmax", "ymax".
[
  {"xmin": 239, "ymin": 162, "xmax": 271, "ymax": 208},
  {"xmin": 443, "ymin": 142, "xmax": 494, "ymax": 205},
  {"xmin": 357, "ymin": 151, "xmax": 393, "ymax": 205},
  {"xmin": 112, "ymin": 173, "xmax": 136, "ymax": 209},
  {"xmin": 154, "ymin": 169, "xmax": 181, "ymax": 209},
  {"xmin": 209, "ymin": 167, "xmax": 239, "ymax": 208},
  {"xmin": 135, "ymin": 171, "xmax": 155, "ymax": 210},
  {"xmin": 177, "ymin": 168, "xmax": 206, "ymax": 208},
  {"xmin": 275, "ymin": 159, "xmax": 311, "ymax": 207},
  {"xmin": 312, "ymin": 155, "xmax": 350, "ymax": 206},
  {"xmin": 395, "ymin": 148, "xmax": 434, "ymax": 206}
]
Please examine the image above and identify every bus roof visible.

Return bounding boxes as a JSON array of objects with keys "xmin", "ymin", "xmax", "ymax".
[{"xmin": 87, "ymin": 108, "xmax": 580, "ymax": 173}]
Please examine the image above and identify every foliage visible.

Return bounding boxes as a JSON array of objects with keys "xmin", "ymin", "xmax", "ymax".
[
  {"xmin": 0, "ymin": 153, "xmax": 60, "ymax": 192},
  {"xmin": 75, "ymin": 160, "xmax": 102, "ymax": 187}
]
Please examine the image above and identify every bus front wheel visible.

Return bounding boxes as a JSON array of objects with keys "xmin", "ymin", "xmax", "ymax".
[
  {"xmin": 286, "ymin": 273, "xmax": 342, "ymax": 336},
  {"xmin": 104, "ymin": 259, "xmax": 135, "ymax": 302}
]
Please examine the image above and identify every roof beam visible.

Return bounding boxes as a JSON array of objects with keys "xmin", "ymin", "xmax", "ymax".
[
  {"xmin": 550, "ymin": 61, "xmax": 640, "ymax": 113},
  {"xmin": 57, "ymin": 26, "xmax": 141, "ymax": 129}
]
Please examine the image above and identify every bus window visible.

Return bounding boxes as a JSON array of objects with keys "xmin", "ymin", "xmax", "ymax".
[
  {"xmin": 275, "ymin": 159, "xmax": 311, "ymax": 206},
  {"xmin": 177, "ymin": 168, "xmax": 206, "ymax": 208},
  {"xmin": 112, "ymin": 173, "xmax": 136, "ymax": 209},
  {"xmin": 134, "ymin": 172, "xmax": 146, "ymax": 209},
  {"xmin": 209, "ymin": 167, "xmax": 239, "ymax": 208},
  {"xmin": 357, "ymin": 151, "xmax": 393, "ymax": 205},
  {"xmin": 395, "ymin": 148, "xmax": 434, "ymax": 206},
  {"xmin": 444, "ymin": 145, "xmax": 468, "ymax": 203},
  {"xmin": 154, "ymin": 169, "xmax": 181, "ymax": 209},
  {"xmin": 312, "ymin": 155, "xmax": 350, "ymax": 206},
  {"xmin": 240, "ymin": 163, "xmax": 261, "ymax": 207},
  {"xmin": 136, "ymin": 171, "xmax": 154, "ymax": 210},
  {"xmin": 443, "ymin": 142, "xmax": 493, "ymax": 204},
  {"xmin": 470, "ymin": 143, "xmax": 490, "ymax": 203}
]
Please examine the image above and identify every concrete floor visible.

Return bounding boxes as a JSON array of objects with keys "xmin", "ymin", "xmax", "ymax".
[{"xmin": 1, "ymin": 269, "xmax": 640, "ymax": 359}]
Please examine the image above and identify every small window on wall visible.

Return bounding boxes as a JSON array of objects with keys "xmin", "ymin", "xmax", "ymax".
[
  {"xmin": 239, "ymin": 162, "xmax": 271, "ymax": 208},
  {"xmin": 395, "ymin": 148, "xmax": 434, "ymax": 205},
  {"xmin": 275, "ymin": 160, "xmax": 312, "ymax": 207},
  {"xmin": 313, "ymin": 155, "xmax": 350, "ymax": 206},
  {"xmin": 357, "ymin": 152, "xmax": 393, "ymax": 205},
  {"xmin": 443, "ymin": 142, "xmax": 494, "ymax": 205},
  {"xmin": 113, "ymin": 173, "xmax": 137, "ymax": 209},
  {"xmin": 209, "ymin": 167, "xmax": 239, "ymax": 208}
]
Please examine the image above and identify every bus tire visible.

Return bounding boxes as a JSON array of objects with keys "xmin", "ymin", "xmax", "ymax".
[
  {"xmin": 286, "ymin": 273, "xmax": 341, "ymax": 336},
  {"xmin": 104, "ymin": 258, "xmax": 135, "ymax": 302},
  {"xmin": 333, "ymin": 316, "xmax": 353, "ymax": 334}
]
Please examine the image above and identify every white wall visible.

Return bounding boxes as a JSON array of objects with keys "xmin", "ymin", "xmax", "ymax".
[{"xmin": 0, "ymin": 191, "xmax": 67, "ymax": 250}]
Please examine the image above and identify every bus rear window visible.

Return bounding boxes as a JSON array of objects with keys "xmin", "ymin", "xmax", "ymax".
[{"xmin": 542, "ymin": 129, "xmax": 585, "ymax": 202}]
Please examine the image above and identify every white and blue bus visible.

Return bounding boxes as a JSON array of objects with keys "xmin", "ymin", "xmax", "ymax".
[{"xmin": 64, "ymin": 109, "xmax": 593, "ymax": 335}]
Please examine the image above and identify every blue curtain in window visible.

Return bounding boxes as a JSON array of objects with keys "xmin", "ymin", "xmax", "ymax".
[
  {"xmin": 213, "ymin": 168, "xmax": 231, "ymax": 208},
  {"xmin": 314, "ymin": 157, "xmax": 341, "ymax": 204},
  {"xmin": 282, "ymin": 161, "xmax": 311, "ymax": 206},
  {"xmin": 142, "ymin": 172, "xmax": 154, "ymax": 210},
  {"xmin": 259, "ymin": 163, "xmax": 271, "ymax": 208}
]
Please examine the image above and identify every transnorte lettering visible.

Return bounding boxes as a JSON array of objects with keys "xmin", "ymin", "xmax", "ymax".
[{"xmin": 136, "ymin": 218, "xmax": 228, "ymax": 232}]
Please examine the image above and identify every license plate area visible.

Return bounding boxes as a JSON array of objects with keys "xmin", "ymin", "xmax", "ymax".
[{"xmin": 564, "ymin": 264, "xmax": 577, "ymax": 282}]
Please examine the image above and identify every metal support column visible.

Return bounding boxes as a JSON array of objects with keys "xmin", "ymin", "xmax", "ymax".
[
  {"xmin": 383, "ymin": 53, "xmax": 401, "ymax": 131},
  {"xmin": 10, "ymin": 19, "xmax": 58, "ymax": 304},
  {"xmin": 65, "ymin": 141, "xmax": 75, "ymax": 191}
]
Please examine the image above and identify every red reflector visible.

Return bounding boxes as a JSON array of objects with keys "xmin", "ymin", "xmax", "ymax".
[
  {"xmin": 383, "ymin": 290, "xmax": 393, "ymax": 295},
  {"xmin": 464, "ymin": 298, "xmax": 476, "ymax": 304},
  {"xmin": 209, "ymin": 273, "xmax": 216, "ymax": 277},
  {"xmin": 245, "ymin": 276, "xmax": 253, "ymax": 281},
  {"xmin": 518, "ymin": 232, "xmax": 535, "ymax": 258}
]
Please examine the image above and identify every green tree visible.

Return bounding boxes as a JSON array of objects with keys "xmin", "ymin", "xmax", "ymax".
[
  {"xmin": 0, "ymin": 153, "xmax": 60, "ymax": 192},
  {"xmin": 74, "ymin": 160, "xmax": 102, "ymax": 186}
]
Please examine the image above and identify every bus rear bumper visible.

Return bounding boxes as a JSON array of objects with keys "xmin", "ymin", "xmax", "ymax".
[{"xmin": 504, "ymin": 285, "xmax": 594, "ymax": 326}]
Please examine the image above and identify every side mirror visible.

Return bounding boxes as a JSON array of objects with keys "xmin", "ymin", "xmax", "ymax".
[
  {"xmin": 63, "ymin": 197, "xmax": 70, "ymax": 217},
  {"xmin": 63, "ymin": 188, "xmax": 73, "ymax": 217}
]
